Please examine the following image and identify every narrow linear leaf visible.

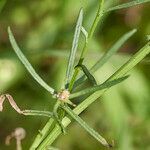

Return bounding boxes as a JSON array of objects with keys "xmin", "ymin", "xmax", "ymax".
[
  {"xmin": 75, "ymin": 29, "xmax": 137, "ymax": 86},
  {"xmin": 63, "ymin": 105, "xmax": 111, "ymax": 148},
  {"xmin": 65, "ymin": 9, "xmax": 83, "ymax": 86},
  {"xmin": 91, "ymin": 29, "xmax": 137, "ymax": 72},
  {"xmin": 8, "ymin": 27, "xmax": 55, "ymax": 95},
  {"xmin": 78, "ymin": 64, "xmax": 97, "ymax": 86},
  {"xmin": 70, "ymin": 76, "xmax": 128, "ymax": 99},
  {"xmin": 105, "ymin": 0, "xmax": 150, "ymax": 12},
  {"xmin": 88, "ymin": 0, "xmax": 105, "ymax": 39},
  {"xmin": 22, "ymin": 110, "xmax": 53, "ymax": 118}
]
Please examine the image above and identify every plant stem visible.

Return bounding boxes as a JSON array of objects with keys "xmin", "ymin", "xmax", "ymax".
[
  {"xmin": 30, "ymin": 118, "xmax": 54, "ymax": 150},
  {"xmin": 53, "ymin": 101, "xmax": 66, "ymax": 134},
  {"xmin": 68, "ymin": 67, "xmax": 80, "ymax": 91},
  {"xmin": 30, "ymin": 101, "xmax": 63, "ymax": 149},
  {"xmin": 80, "ymin": 0, "xmax": 104, "ymax": 60},
  {"xmin": 34, "ymin": 42, "xmax": 150, "ymax": 149}
]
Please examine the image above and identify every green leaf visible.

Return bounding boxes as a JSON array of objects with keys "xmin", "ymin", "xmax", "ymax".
[
  {"xmin": 8, "ymin": 27, "xmax": 55, "ymax": 95},
  {"xmin": 70, "ymin": 76, "xmax": 129, "ymax": 99},
  {"xmin": 65, "ymin": 9, "xmax": 83, "ymax": 86},
  {"xmin": 75, "ymin": 29, "xmax": 137, "ymax": 86},
  {"xmin": 91, "ymin": 29, "xmax": 137, "ymax": 72},
  {"xmin": 105, "ymin": 0, "xmax": 150, "ymax": 12},
  {"xmin": 23, "ymin": 110, "xmax": 53, "ymax": 118},
  {"xmin": 77, "ymin": 64, "xmax": 97, "ymax": 86},
  {"xmin": 62, "ymin": 105, "xmax": 111, "ymax": 148}
]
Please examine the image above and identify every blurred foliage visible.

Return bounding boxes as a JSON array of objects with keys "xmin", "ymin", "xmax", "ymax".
[{"xmin": 0, "ymin": 0, "xmax": 150, "ymax": 149}]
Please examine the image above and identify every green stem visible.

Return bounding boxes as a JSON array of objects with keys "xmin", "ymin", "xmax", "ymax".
[
  {"xmin": 80, "ymin": 0, "xmax": 104, "ymax": 60},
  {"xmin": 53, "ymin": 101, "xmax": 66, "ymax": 134},
  {"xmin": 29, "ymin": 118, "xmax": 54, "ymax": 150},
  {"xmin": 68, "ymin": 67, "xmax": 80, "ymax": 91},
  {"xmin": 29, "ymin": 101, "xmax": 61, "ymax": 150},
  {"xmin": 35, "ymin": 42, "xmax": 150, "ymax": 149}
]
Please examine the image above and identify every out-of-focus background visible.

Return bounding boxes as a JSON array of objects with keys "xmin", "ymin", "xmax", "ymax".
[{"xmin": 0, "ymin": 0, "xmax": 150, "ymax": 149}]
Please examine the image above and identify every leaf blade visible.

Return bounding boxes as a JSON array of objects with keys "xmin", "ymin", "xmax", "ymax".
[
  {"xmin": 105, "ymin": 0, "xmax": 150, "ymax": 12},
  {"xmin": 70, "ymin": 76, "xmax": 129, "ymax": 99},
  {"xmin": 78, "ymin": 64, "xmax": 97, "ymax": 86},
  {"xmin": 8, "ymin": 27, "xmax": 55, "ymax": 95},
  {"xmin": 23, "ymin": 110, "xmax": 53, "ymax": 118},
  {"xmin": 65, "ymin": 9, "xmax": 83, "ymax": 86},
  {"xmin": 91, "ymin": 29, "xmax": 137, "ymax": 72},
  {"xmin": 63, "ymin": 105, "xmax": 111, "ymax": 148}
]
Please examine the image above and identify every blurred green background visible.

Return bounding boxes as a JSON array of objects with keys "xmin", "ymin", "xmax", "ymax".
[{"xmin": 0, "ymin": 0, "xmax": 150, "ymax": 149}]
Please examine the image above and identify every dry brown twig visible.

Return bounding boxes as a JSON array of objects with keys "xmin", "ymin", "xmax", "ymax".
[{"xmin": 0, "ymin": 94, "xmax": 23, "ymax": 114}]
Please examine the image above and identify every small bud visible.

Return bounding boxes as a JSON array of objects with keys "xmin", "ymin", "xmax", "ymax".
[
  {"xmin": 57, "ymin": 90, "xmax": 76, "ymax": 107},
  {"xmin": 57, "ymin": 90, "xmax": 70, "ymax": 101}
]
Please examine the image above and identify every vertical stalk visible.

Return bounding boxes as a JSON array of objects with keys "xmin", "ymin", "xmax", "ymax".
[
  {"xmin": 29, "ymin": 119, "xmax": 54, "ymax": 150},
  {"xmin": 80, "ymin": 0, "xmax": 104, "ymax": 60}
]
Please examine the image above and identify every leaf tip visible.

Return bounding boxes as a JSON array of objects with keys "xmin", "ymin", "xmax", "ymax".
[
  {"xmin": 123, "ymin": 74, "xmax": 130, "ymax": 80},
  {"xmin": 7, "ymin": 26, "xmax": 13, "ymax": 41},
  {"xmin": 106, "ymin": 139, "xmax": 115, "ymax": 148},
  {"xmin": 116, "ymin": 75, "xmax": 130, "ymax": 84},
  {"xmin": 131, "ymin": 28, "xmax": 137, "ymax": 34},
  {"xmin": 7, "ymin": 26, "xmax": 11, "ymax": 34},
  {"xmin": 80, "ymin": 7, "xmax": 83, "ymax": 14},
  {"xmin": 79, "ymin": 7, "xmax": 84, "ymax": 19},
  {"xmin": 100, "ymin": 138, "xmax": 114, "ymax": 149}
]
